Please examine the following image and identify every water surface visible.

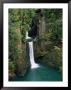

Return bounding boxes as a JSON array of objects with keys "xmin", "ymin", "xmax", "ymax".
[{"xmin": 10, "ymin": 64, "xmax": 62, "ymax": 81}]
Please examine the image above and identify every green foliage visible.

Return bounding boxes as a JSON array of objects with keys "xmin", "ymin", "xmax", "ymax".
[
  {"xmin": 9, "ymin": 61, "xmax": 16, "ymax": 71},
  {"xmin": 9, "ymin": 9, "xmax": 62, "ymax": 78},
  {"xmin": 35, "ymin": 9, "xmax": 62, "ymax": 72},
  {"xmin": 9, "ymin": 9, "xmax": 36, "ymax": 78},
  {"xmin": 9, "ymin": 28, "xmax": 21, "ymax": 61}
]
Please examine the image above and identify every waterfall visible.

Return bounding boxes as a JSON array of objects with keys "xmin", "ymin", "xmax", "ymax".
[{"xmin": 26, "ymin": 32, "xmax": 39, "ymax": 69}]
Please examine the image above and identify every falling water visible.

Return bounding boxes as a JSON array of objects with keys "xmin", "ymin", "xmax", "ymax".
[{"xmin": 26, "ymin": 32, "xmax": 39, "ymax": 69}]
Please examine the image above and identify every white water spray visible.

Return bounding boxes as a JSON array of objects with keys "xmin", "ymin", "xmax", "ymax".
[{"xmin": 26, "ymin": 32, "xmax": 39, "ymax": 69}]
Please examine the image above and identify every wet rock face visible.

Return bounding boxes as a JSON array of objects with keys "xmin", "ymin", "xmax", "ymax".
[
  {"xmin": 33, "ymin": 15, "xmax": 62, "ymax": 73},
  {"xmin": 28, "ymin": 17, "xmax": 39, "ymax": 39},
  {"xmin": 28, "ymin": 25, "xmax": 37, "ymax": 39},
  {"xmin": 9, "ymin": 28, "xmax": 30, "ymax": 79}
]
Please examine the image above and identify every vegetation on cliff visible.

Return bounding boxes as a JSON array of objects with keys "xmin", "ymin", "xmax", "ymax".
[{"xmin": 9, "ymin": 9, "xmax": 62, "ymax": 79}]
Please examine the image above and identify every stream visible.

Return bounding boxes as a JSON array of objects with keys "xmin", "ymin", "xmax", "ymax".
[
  {"xmin": 11, "ymin": 64, "xmax": 62, "ymax": 81},
  {"xmin": 10, "ymin": 32, "xmax": 62, "ymax": 81}
]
